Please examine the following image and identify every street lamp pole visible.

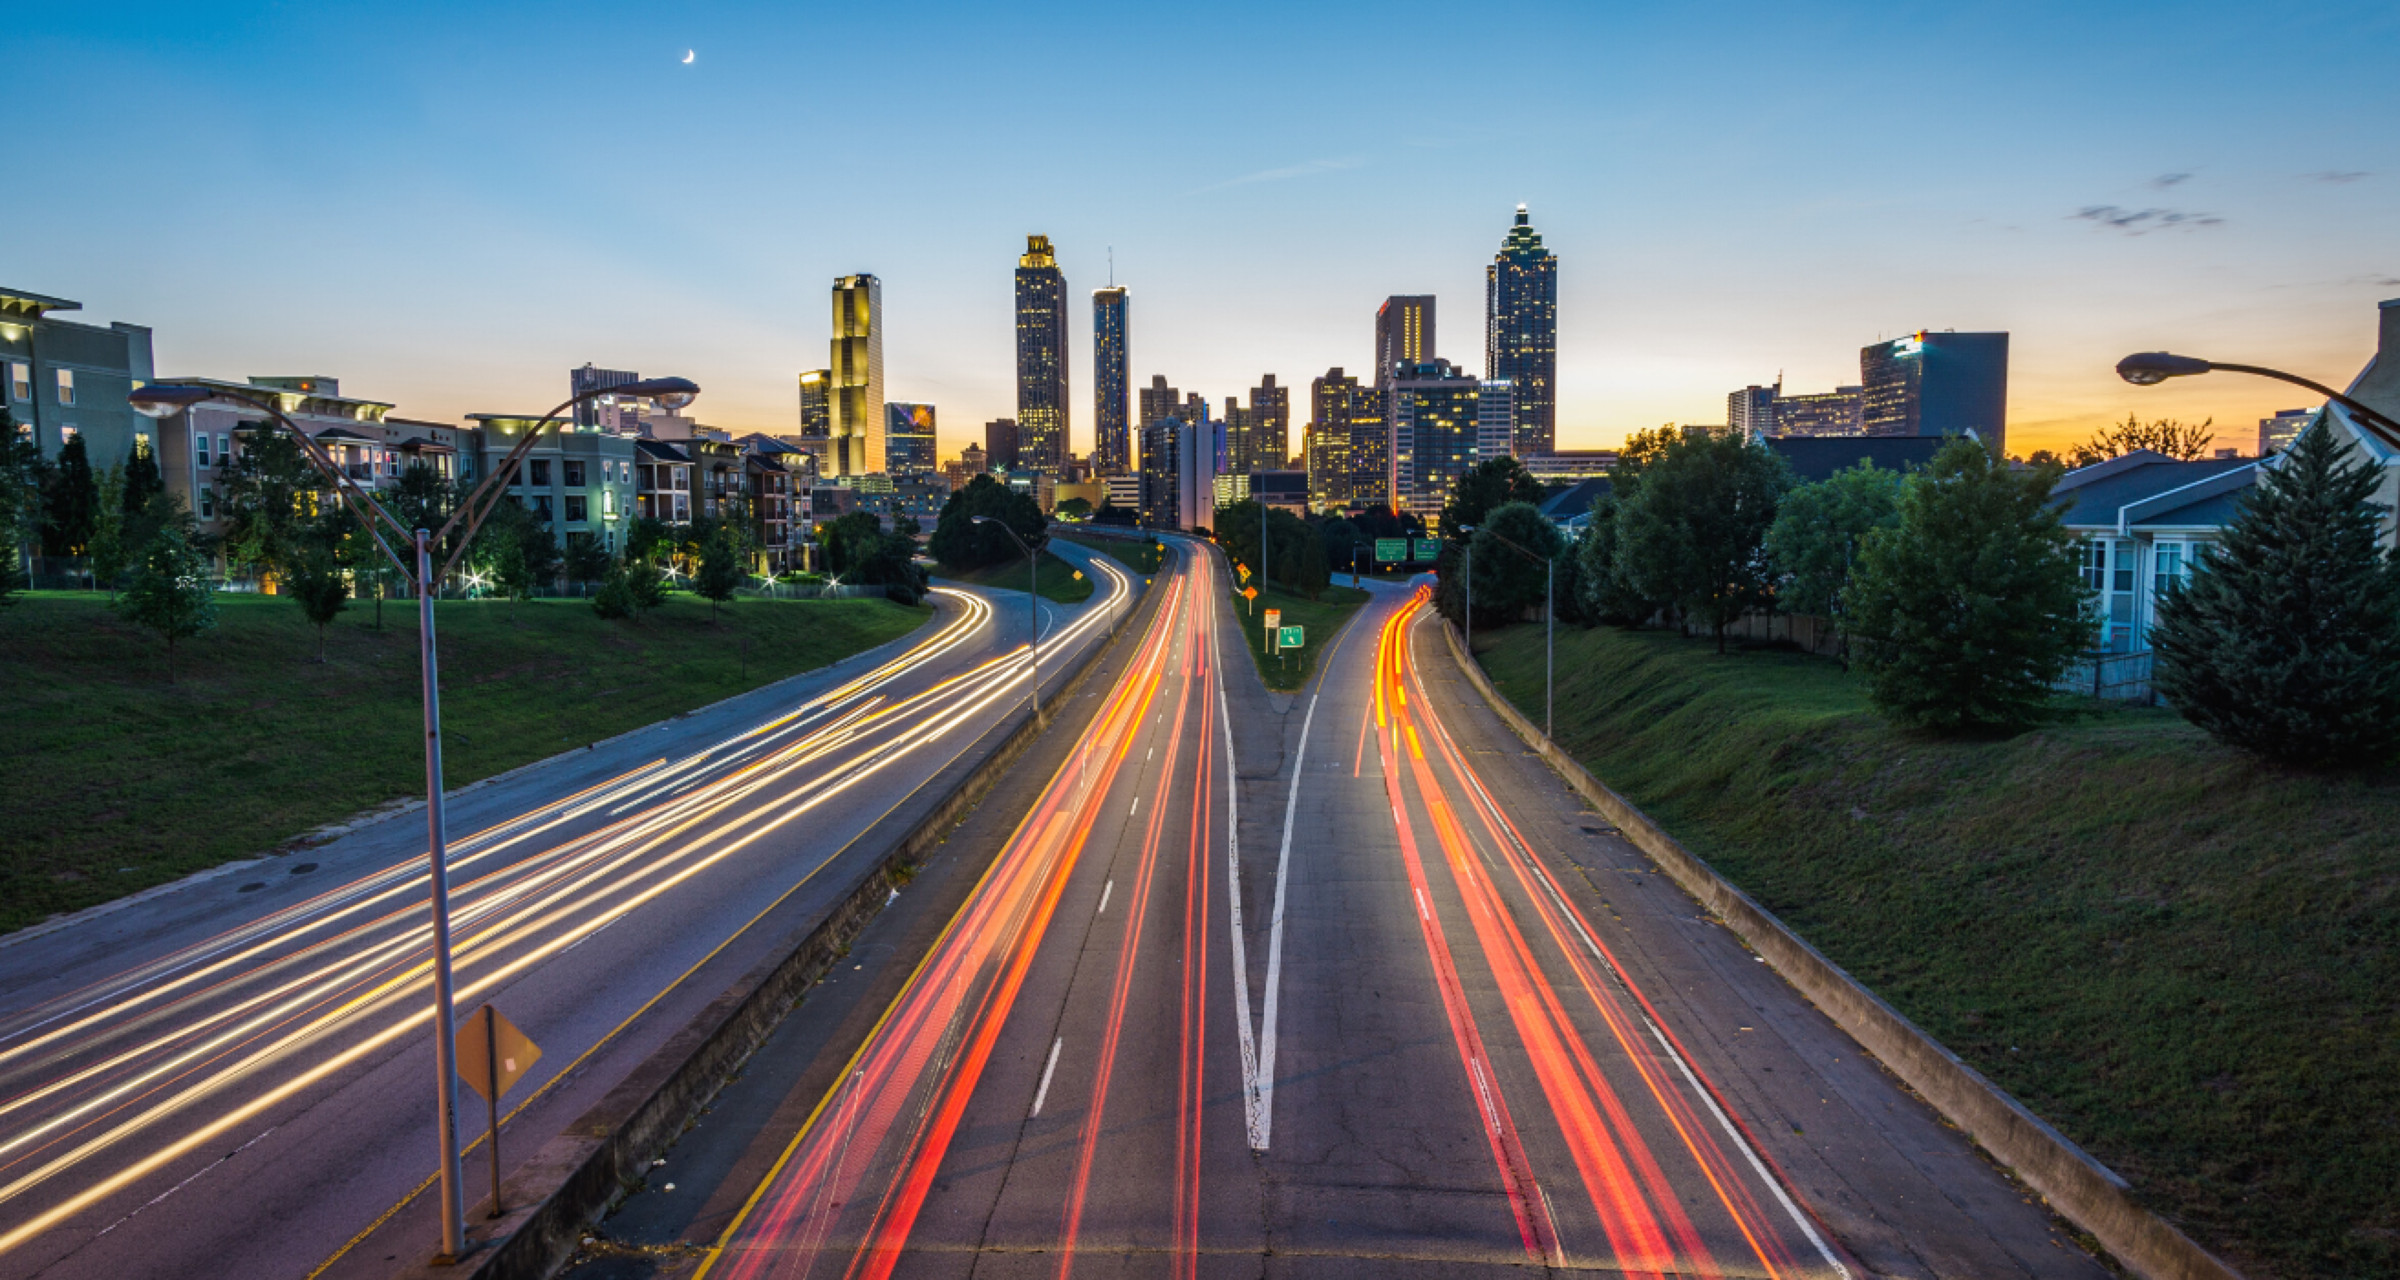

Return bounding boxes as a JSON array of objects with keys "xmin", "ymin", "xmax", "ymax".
[
  {"xmin": 2116, "ymin": 352, "xmax": 2400, "ymax": 445},
  {"xmin": 973, "ymin": 516, "xmax": 1041, "ymax": 725},
  {"xmin": 133, "ymin": 373, "xmax": 698, "ymax": 1261}
]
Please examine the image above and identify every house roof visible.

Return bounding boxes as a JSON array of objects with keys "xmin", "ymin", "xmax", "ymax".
[
  {"xmin": 1538, "ymin": 477, "xmax": 1611, "ymax": 520},
  {"xmin": 311, "ymin": 426, "xmax": 376, "ymax": 443},
  {"xmin": 634, "ymin": 438, "xmax": 691, "ymax": 462},
  {"xmin": 1765, "ymin": 434, "xmax": 1953, "ymax": 482},
  {"xmin": 2054, "ymin": 451, "xmax": 2257, "ymax": 533}
]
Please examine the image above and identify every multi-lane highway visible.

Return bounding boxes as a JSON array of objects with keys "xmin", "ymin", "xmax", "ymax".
[
  {"xmin": 0, "ymin": 547, "xmax": 1132, "ymax": 1280},
  {"xmin": 661, "ymin": 542, "xmax": 2107, "ymax": 1279}
]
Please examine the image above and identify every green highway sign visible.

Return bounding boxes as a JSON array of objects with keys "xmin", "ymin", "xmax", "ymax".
[
  {"xmin": 1414, "ymin": 539, "xmax": 1442, "ymax": 562},
  {"xmin": 1374, "ymin": 538, "xmax": 1407, "ymax": 562},
  {"xmin": 1278, "ymin": 626, "xmax": 1304, "ymax": 648}
]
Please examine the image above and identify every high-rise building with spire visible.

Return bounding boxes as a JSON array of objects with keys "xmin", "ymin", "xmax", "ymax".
[
  {"xmin": 829, "ymin": 275, "xmax": 883, "ymax": 475},
  {"xmin": 1016, "ymin": 235, "xmax": 1070, "ymax": 475},
  {"xmin": 1375, "ymin": 296, "xmax": 1436, "ymax": 389},
  {"xmin": 1093, "ymin": 285, "xmax": 1130, "ymax": 475},
  {"xmin": 1486, "ymin": 204, "xmax": 1558, "ymax": 457}
]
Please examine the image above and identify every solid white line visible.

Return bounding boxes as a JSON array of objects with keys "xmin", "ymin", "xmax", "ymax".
[
  {"xmin": 1251, "ymin": 691, "xmax": 1318, "ymax": 1151},
  {"xmin": 1097, "ymin": 879, "xmax": 1113, "ymax": 915},
  {"xmin": 1030, "ymin": 1037, "xmax": 1063, "ymax": 1117},
  {"xmin": 1128, "ymin": 797, "xmax": 1140, "ymax": 818},
  {"xmin": 1219, "ymin": 675, "xmax": 1262, "ymax": 1152}
]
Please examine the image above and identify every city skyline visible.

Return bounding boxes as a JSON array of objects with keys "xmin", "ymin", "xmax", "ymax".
[{"xmin": 12, "ymin": 1, "xmax": 2397, "ymax": 462}]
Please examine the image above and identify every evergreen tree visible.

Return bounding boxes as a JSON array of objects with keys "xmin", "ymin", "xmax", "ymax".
[
  {"xmin": 695, "ymin": 521, "xmax": 749, "ymax": 620},
  {"xmin": 1845, "ymin": 437, "xmax": 2094, "ymax": 731},
  {"xmin": 928, "ymin": 475, "xmax": 1045, "ymax": 572},
  {"xmin": 283, "ymin": 539, "xmax": 351, "ymax": 663},
  {"xmin": 116, "ymin": 520, "xmax": 218, "ymax": 683},
  {"xmin": 0, "ymin": 411, "xmax": 36, "ymax": 604},
  {"xmin": 217, "ymin": 426, "xmax": 324, "ymax": 581},
  {"xmin": 1575, "ymin": 428, "xmax": 1675, "ymax": 627},
  {"xmin": 122, "ymin": 436, "xmax": 165, "ymax": 515},
  {"xmin": 1615, "ymin": 430, "xmax": 1793, "ymax": 651},
  {"xmin": 2150, "ymin": 422, "xmax": 2400, "ymax": 766},
  {"xmin": 89, "ymin": 466, "xmax": 129, "ymax": 596},
  {"xmin": 41, "ymin": 432, "xmax": 99, "ymax": 558}
]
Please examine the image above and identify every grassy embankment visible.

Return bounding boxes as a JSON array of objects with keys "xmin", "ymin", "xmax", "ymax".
[
  {"xmin": 1472, "ymin": 622, "xmax": 2398, "ymax": 1279},
  {"xmin": 935, "ymin": 549, "xmax": 1092, "ymax": 604},
  {"xmin": 1223, "ymin": 574, "xmax": 1371, "ymax": 692},
  {"xmin": 0, "ymin": 591, "xmax": 930, "ymax": 933}
]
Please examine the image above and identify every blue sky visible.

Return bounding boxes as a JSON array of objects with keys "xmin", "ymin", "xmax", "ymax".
[{"xmin": 11, "ymin": 0, "xmax": 2399, "ymax": 456}]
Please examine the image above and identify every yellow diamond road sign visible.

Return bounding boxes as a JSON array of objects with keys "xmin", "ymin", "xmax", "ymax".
[{"xmin": 457, "ymin": 1004, "xmax": 542, "ymax": 1103}]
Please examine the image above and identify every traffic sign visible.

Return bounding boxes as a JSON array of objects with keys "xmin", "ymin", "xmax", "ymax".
[
  {"xmin": 457, "ymin": 1004, "xmax": 542, "ymax": 1216},
  {"xmin": 1241, "ymin": 585, "xmax": 1257, "ymax": 600},
  {"xmin": 1264, "ymin": 609, "xmax": 1282, "ymax": 630},
  {"xmin": 1237, "ymin": 562, "xmax": 1250, "ymax": 581},
  {"xmin": 1374, "ymin": 538, "xmax": 1407, "ymax": 562},
  {"xmin": 1414, "ymin": 538, "xmax": 1442, "ymax": 562},
  {"xmin": 1279, "ymin": 626, "xmax": 1304, "ymax": 648}
]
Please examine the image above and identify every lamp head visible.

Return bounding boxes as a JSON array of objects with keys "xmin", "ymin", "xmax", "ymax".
[
  {"xmin": 2115, "ymin": 352, "xmax": 2214, "ymax": 387},
  {"xmin": 619, "ymin": 376, "xmax": 700, "ymax": 411},
  {"xmin": 128, "ymin": 383, "xmax": 216, "ymax": 419}
]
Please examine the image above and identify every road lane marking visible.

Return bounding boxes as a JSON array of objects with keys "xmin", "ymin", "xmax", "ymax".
[
  {"xmin": 1250, "ymin": 691, "xmax": 1318, "ymax": 1151},
  {"xmin": 1030, "ymin": 1037, "xmax": 1063, "ymax": 1117},
  {"xmin": 1097, "ymin": 880, "xmax": 1112, "ymax": 915},
  {"xmin": 1129, "ymin": 797, "xmax": 1140, "ymax": 818}
]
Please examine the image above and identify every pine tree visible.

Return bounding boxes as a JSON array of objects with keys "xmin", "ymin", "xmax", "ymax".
[
  {"xmin": 122, "ymin": 436, "xmax": 165, "ymax": 515},
  {"xmin": 1846, "ymin": 437, "xmax": 2094, "ymax": 731},
  {"xmin": 42, "ymin": 433, "xmax": 99, "ymax": 558},
  {"xmin": 2150, "ymin": 422, "xmax": 2400, "ymax": 766},
  {"xmin": 116, "ymin": 521, "xmax": 218, "ymax": 683}
]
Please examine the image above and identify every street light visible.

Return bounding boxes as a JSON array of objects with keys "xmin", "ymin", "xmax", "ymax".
[
  {"xmin": 972, "ymin": 515, "xmax": 1041, "ymax": 724},
  {"xmin": 131, "ymin": 371, "xmax": 698, "ymax": 1262},
  {"xmin": 2116, "ymin": 352, "xmax": 2400, "ymax": 443},
  {"xmin": 1473, "ymin": 524, "xmax": 1559, "ymax": 740}
]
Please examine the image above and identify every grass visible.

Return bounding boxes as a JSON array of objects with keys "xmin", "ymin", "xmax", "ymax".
[
  {"xmin": 1053, "ymin": 530, "xmax": 1166, "ymax": 577},
  {"xmin": 1225, "ymin": 576, "xmax": 1370, "ymax": 692},
  {"xmin": 935, "ymin": 550, "xmax": 1092, "ymax": 604},
  {"xmin": 0, "ymin": 590, "xmax": 931, "ymax": 934},
  {"xmin": 1472, "ymin": 622, "xmax": 2400, "ymax": 1279}
]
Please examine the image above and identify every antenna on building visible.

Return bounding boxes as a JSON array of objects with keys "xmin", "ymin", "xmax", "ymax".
[{"xmin": 1108, "ymin": 246, "xmax": 1114, "ymax": 287}]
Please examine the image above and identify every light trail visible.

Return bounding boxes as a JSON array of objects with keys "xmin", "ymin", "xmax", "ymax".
[{"xmin": 0, "ymin": 567, "xmax": 1135, "ymax": 1266}]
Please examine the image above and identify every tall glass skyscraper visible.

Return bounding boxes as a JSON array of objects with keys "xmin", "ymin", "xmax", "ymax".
[
  {"xmin": 884, "ymin": 402, "xmax": 937, "ymax": 474},
  {"xmin": 1016, "ymin": 235, "xmax": 1070, "ymax": 475},
  {"xmin": 1859, "ymin": 331, "xmax": 2009, "ymax": 454},
  {"xmin": 829, "ymin": 275, "xmax": 883, "ymax": 476},
  {"xmin": 1375, "ymin": 296, "xmax": 1435, "ymax": 387},
  {"xmin": 1093, "ymin": 286, "xmax": 1130, "ymax": 476},
  {"xmin": 1389, "ymin": 359, "xmax": 1485, "ymax": 524},
  {"xmin": 796, "ymin": 368, "xmax": 832, "ymax": 470},
  {"xmin": 1486, "ymin": 204, "xmax": 1558, "ymax": 457}
]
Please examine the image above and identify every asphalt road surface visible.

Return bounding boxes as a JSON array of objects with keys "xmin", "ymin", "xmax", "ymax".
[
  {"xmin": 0, "ymin": 547, "xmax": 1132, "ymax": 1280},
  {"xmin": 608, "ymin": 545, "xmax": 2109, "ymax": 1279}
]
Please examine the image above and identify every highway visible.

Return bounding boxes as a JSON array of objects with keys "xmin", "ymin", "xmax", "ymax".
[
  {"xmin": 665, "ymin": 545, "xmax": 2108, "ymax": 1279},
  {"xmin": 0, "ymin": 546, "xmax": 1132, "ymax": 1280}
]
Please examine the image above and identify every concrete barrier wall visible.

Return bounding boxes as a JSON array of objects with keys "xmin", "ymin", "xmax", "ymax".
[
  {"xmin": 400, "ymin": 558, "xmax": 1172, "ymax": 1280},
  {"xmin": 1437, "ymin": 619, "xmax": 2242, "ymax": 1280}
]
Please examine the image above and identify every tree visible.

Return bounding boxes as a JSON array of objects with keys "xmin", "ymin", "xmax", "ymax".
[
  {"xmin": 1614, "ymin": 430, "xmax": 1793, "ymax": 650},
  {"xmin": 2149, "ymin": 423, "xmax": 2400, "ymax": 766},
  {"xmin": 928, "ymin": 475, "xmax": 1046, "ymax": 572},
  {"xmin": 694, "ymin": 521, "xmax": 749, "ymax": 620},
  {"xmin": 116, "ymin": 519, "xmax": 218, "ymax": 683},
  {"xmin": 1440, "ymin": 456, "xmax": 1546, "ymax": 536},
  {"xmin": 1435, "ymin": 501, "xmax": 1561, "ymax": 628},
  {"xmin": 1055, "ymin": 496, "xmax": 1093, "ymax": 520},
  {"xmin": 217, "ymin": 426, "xmax": 323, "ymax": 582},
  {"xmin": 283, "ymin": 540, "xmax": 351, "ymax": 663},
  {"xmin": 0, "ymin": 410, "xmax": 37, "ymax": 604},
  {"xmin": 89, "ymin": 466, "xmax": 129, "ymax": 597},
  {"xmin": 122, "ymin": 436, "xmax": 165, "ymax": 516},
  {"xmin": 1762, "ymin": 460, "xmax": 1902, "ymax": 655},
  {"xmin": 476, "ymin": 499, "xmax": 556, "ymax": 621},
  {"xmin": 562, "ymin": 534, "xmax": 613, "ymax": 593},
  {"xmin": 1574, "ymin": 428, "xmax": 1675, "ymax": 627},
  {"xmin": 593, "ymin": 550, "xmax": 668, "ymax": 621},
  {"xmin": 41, "ymin": 432, "xmax": 99, "ymax": 559},
  {"xmin": 2069, "ymin": 414, "xmax": 2215, "ymax": 468},
  {"xmin": 1845, "ymin": 437, "xmax": 2095, "ymax": 732}
]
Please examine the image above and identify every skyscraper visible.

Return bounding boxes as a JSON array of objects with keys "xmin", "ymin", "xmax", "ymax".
[
  {"xmin": 829, "ymin": 275, "xmax": 884, "ymax": 475},
  {"xmin": 1375, "ymin": 295, "xmax": 1436, "ymax": 387},
  {"xmin": 1139, "ymin": 374, "xmax": 1188, "ymax": 430},
  {"xmin": 797, "ymin": 369, "xmax": 833, "ymax": 470},
  {"xmin": 1140, "ymin": 416, "xmax": 1213, "ymax": 532},
  {"xmin": 1774, "ymin": 386, "xmax": 1864, "ymax": 437},
  {"xmin": 1485, "ymin": 204, "xmax": 1558, "ymax": 457},
  {"xmin": 1389, "ymin": 359, "xmax": 1486, "ymax": 524},
  {"xmin": 1308, "ymin": 369, "xmax": 1358, "ymax": 511},
  {"xmin": 1015, "ymin": 235, "xmax": 1070, "ymax": 475},
  {"xmin": 1093, "ymin": 286, "xmax": 1130, "ymax": 476},
  {"xmin": 1728, "ymin": 383, "xmax": 1778, "ymax": 440},
  {"xmin": 1233, "ymin": 374, "xmax": 1288, "ymax": 475},
  {"xmin": 985, "ymin": 417, "xmax": 1020, "ymax": 473},
  {"xmin": 884, "ymin": 403, "xmax": 937, "ymax": 474},
  {"xmin": 1859, "ymin": 331, "xmax": 2009, "ymax": 453}
]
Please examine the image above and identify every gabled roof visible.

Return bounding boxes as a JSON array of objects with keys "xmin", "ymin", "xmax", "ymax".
[
  {"xmin": 1539, "ymin": 477, "xmax": 1610, "ymax": 520},
  {"xmin": 634, "ymin": 438, "xmax": 691, "ymax": 462},
  {"xmin": 2054, "ymin": 452, "xmax": 2256, "ymax": 533},
  {"xmin": 1765, "ymin": 434, "xmax": 1954, "ymax": 483},
  {"xmin": 311, "ymin": 426, "xmax": 376, "ymax": 443}
]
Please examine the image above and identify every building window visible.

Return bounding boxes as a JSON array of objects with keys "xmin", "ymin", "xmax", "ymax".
[
  {"xmin": 217, "ymin": 433, "xmax": 230, "ymax": 463},
  {"xmin": 529, "ymin": 459, "xmax": 551, "ymax": 486},
  {"xmin": 56, "ymin": 369, "xmax": 76, "ymax": 406},
  {"xmin": 602, "ymin": 488, "xmax": 616, "ymax": 518},
  {"xmin": 59, "ymin": 424, "xmax": 79, "ymax": 442},
  {"xmin": 2153, "ymin": 543, "xmax": 2188, "ymax": 598},
  {"xmin": 200, "ymin": 488, "xmax": 215, "ymax": 519},
  {"xmin": 564, "ymin": 460, "xmax": 586, "ymax": 487},
  {"xmin": 533, "ymin": 494, "xmax": 554, "ymax": 521},
  {"xmin": 565, "ymin": 494, "xmax": 588, "ymax": 523},
  {"xmin": 196, "ymin": 433, "xmax": 211, "ymax": 467},
  {"xmin": 8, "ymin": 362, "xmax": 27, "ymax": 401}
]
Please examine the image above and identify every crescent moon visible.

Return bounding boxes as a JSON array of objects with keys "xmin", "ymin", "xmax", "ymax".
[{"xmin": 682, "ymin": 49, "xmax": 695, "ymax": 64}]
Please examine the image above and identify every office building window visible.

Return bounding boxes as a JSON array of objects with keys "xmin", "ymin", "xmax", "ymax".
[
  {"xmin": 56, "ymin": 369, "xmax": 75, "ymax": 406},
  {"xmin": 8, "ymin": 362, "xmax": 27, "ymax": 401},
  {"xmin": 564, "ymin": 460, "xmax": 585, "ymax": 487},
  {"xmin": 530, "ymin": 459, "xmax": 551, "ymax": 486},
  {"xmin": 565, "ymin": 494, "xmax": 588, "ymax": 523}
]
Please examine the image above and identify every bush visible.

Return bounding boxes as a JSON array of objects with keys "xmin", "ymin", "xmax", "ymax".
[
  {"xmin": 1845, "ymin": 437, "xmax": 2093, "ymax": 731},
  {"xmin": 2150, "ymin": 421, "xmax": 2400, "ymax": 766},
  {"xmin": 927, "ymin": 475, "xmax": 1045, "ymax": 572}
]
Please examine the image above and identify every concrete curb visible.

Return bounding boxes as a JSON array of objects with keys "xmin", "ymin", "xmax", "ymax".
[
  {"xmin": 402, "ymin": 552, "xmax": 1170, "ymax": 1280},
  {"xmin": 1436, "ymin": 618, "xmax": 2242, "ymax": 1280}
]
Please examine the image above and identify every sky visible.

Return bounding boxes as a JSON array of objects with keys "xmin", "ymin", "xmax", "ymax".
[{"xmin": 10, "ymin": 0, "xmax": 2399, "ymax": 460}]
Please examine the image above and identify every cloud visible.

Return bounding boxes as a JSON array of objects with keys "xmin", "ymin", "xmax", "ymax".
[
  {"xmin": 2309, "ymin": 170, "xmax": 2370, "ymax": 183},
  {"xmin": 2070, "ymin": 205, "xmax": 2225, "ymax": 234},
  {"xmin": 2151, "ymin": 172, "xmax": 2191, "ymax": 188},
  {"xmin": 1196, "ymin": 157, "xmax": 1365, "ymax": 192}
]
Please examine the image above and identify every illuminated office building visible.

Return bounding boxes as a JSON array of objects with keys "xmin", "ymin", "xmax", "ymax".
[
  {"xmin": 884, "ymin": 402, "xmax": 937, "ymax": 474},
  {"xmin": 1093, "ymin": 286, "xmax": 1130, "ymax": 475},
  {"xmin": 1389, "ymin": 359, "xmax": 1486, "ymax": 524},
  {"xmin": 1308, "ymin": 368, "xmax": 1359, "ymax": 510},
  {"xmin": 1223, "ymin": 374, "xmax": 1287, "ymax": 478},
  {"xmin": 1860, "ymin": 330, "xmax": 2009, "ymax": 453},
  {"xmin": 1774, "ymin": 386, "xmax": 1863, "ymax": 437},
  {"xmin": 1375, "ymin": 295, "xmax": 1435, "ymax": 387},
  {"xmin": 796, "ymin": 369, "xmax": 833, "ymax": 470},
  {"xmin": 1485, "ymin": 204, "xmax": 1557, "ymax": 456},
  {"xmin": 1139, "ymin": 415, "xmax": 1213, "ymax": 531},
  {"xmin": 1015, "ymin": 235, "xmax": 1070, "ymax": 475},
  {"xmin": 1728, "ymin": 383, "xmax": 1777, "ymax": 440},
  {"xmin": 829, "ymin": 275, "xmax": 884, "ymax": 475}
]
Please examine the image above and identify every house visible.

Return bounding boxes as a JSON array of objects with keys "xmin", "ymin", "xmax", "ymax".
[{"xmin": 2052, "ymin": 451, "xmax": 2259, "ymax": 653}]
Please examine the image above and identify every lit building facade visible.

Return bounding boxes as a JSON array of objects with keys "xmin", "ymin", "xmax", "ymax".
[
  {"xmin": 1728, "ymin": 383, "xmax": 1777, "ymax": 440},
  {"xmin": 1139, "ymin": 416, "xmax": 1213, "ymax": 531},
  {"xmin": 829, "ymin": 275, "xmax": 884, "ymax": 475},
  {"xmin": 1375, "ymin": 295, "xmax": 1435, "ymax": 388},
  {"xmin": 1015, "ymin": 235, "xmax": 1070, "ymax": 475},
  {"xmin": 884, "ymin": 402, "xmax": 938, "ymax": 474},
  {"xmin": 1093, "ymin": 286, "xmax": 1130, "ymax": 476},
  {"xmin": 1485, "ymin": 205, "xmax": 1558, "ymax": 456},
  {"xmin": 1389, "ymin": 360, "xmax": 1486, "ymax": 524},
  {"xmin": 2, "ymin": 285, "xmax": 155, "ymax": 471},
  {"xmin": 1774, "ymin": 386, "xmax": 1864, "ymax": 437},
  {"xmin": 1307, "ymin": 368, "xmax": 1357, "ymax": 510},
  {"xmin": 1860, "ymin": 331, "xmax": 2009, "ymax": 453},
  {"xmin": 2258, "ymin": 407, "xmax": 2315, "ymax": 455},
  {"xmin": 797, "ymin": 368, "xmax": 833, "ymax": 471},
  {"xmin": 1222, "ymin": 373, "xmax": 1287, "ymax": 478},
  {"xmin": 1477, "ymin": 379, "xmax": 1515, "ymax": 461}
]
